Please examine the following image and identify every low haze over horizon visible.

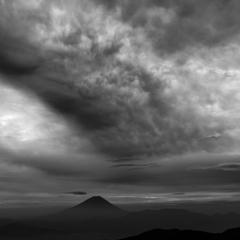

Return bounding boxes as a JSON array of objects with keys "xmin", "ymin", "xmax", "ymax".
[{"xmin": 1, "ymin": 0, "xmax": 240, "ymax": 217}]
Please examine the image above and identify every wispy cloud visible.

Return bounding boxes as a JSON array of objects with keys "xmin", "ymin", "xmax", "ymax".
[
  {"xmin": 173, "ymin": 192, "xmax": 185, "ymax": 196},
  {"xmin": 64, "ymin": 191, "xmax": 87, "ymax": 196},
  {"xmin": 189, "ymin": 163, "xmax": 240, "ymax": 171},
  {"xmin": 111, "ymin": 163, "xmax": 161, "ymax": 169},
  {"xmin": 204, "ymin": 133, "xmax": 222, "ymax": 141}
]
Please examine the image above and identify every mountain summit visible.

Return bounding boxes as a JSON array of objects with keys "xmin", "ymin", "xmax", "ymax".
[
  {"xmin": 72, "ymin": 196, "xmax": 123, "ymax": 212},
  {"xmin": 48, "ymin": 196, "xmax": 128, "ymax": 222},
  {"xmin": 73, "ymin": 196, "xmax": 113, "ymax": 207}
]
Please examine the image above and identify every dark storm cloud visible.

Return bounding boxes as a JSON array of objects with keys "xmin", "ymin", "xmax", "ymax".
[
  {"xmin": 64, "ymin": 191, "xmax": 87, "ymax": 195},
  {"xmin": 2, "ymin": 0, "xmax": 240, "ymax": 209},
  {"xmin": 0, "ymin": 1, "xmax": 43, "ymax": 76},
  {"xmin": 38, "ymin": 89, "xmax": 120, "ymax": 131},
  {"xmin": 0, "ymin": 0, "xmax": 174, "ymax": 159},
  {"xmin": 2, "ymin": 42, "xmax": 202, "ymax": 161},
  {"xmin": 0, "ymin": 36, "xmax": 39, "ymax": 76},
  {"xmin": 0, "ymin": 0, "xmax": 239, "ymax": 171},
  {"xmin": 0, "ymin": 1, "xmax": 211, "ymax": 159}
]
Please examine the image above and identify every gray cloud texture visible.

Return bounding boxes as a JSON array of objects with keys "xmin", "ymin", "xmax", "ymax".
[
  {"xmin": 96, "ymin": 0, "xmax": 240, "ymax": 53},
  {"xmin": 0, "ymin": 0, "xmax": 240, "ymax": 178},
  {"xmin": 98, "ymin": 161, "xmax": 240, "ymax": 191}
]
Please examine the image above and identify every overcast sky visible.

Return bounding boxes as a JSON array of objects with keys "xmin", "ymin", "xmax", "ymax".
[{"xmin": 1, "ymin": 0, "xmax": 240, "ymax": 214}]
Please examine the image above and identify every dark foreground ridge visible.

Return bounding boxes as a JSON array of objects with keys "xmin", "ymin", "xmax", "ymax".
[{"xmin": 119, "ymin": 228, "xmax": 240, "ymax": 240}]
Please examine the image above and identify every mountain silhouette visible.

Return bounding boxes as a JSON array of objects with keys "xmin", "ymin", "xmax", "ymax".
[
  {"xmin": 20, "ymin": 198, "xmax": 240, "ymax": 239},
  {"xmin": 44, "ymin": 207, "xmax": 239, "ymax": 235},
  {"xmin": 72, "ymin": 196, "xmax": 124, "ymax": 211},
  {"xmin": 44, "ymin": 196, "xmax": 128, "ymax": 222}
]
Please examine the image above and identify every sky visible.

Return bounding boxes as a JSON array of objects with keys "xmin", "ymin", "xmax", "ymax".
[{"xmin": 1, "ymin": 0, "xmax": 240, "ymax": 215}]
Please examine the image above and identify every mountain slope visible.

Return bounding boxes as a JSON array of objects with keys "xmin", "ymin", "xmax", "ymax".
[{"xmin": 72, "ymin": 196, "xmax": 124, "ymax": 212}]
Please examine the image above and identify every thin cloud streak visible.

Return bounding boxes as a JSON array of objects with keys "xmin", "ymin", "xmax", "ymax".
[
  {"xmin": 64, "ymin": 191, "xmax": 87, "ymax": 196},
  {"xmin": 111, "ymin": 163, "xmax": 161, "ymax": 169},
  {"xmin": 189, "ymin": 163, "xmax": 240, "ymax": 171}
]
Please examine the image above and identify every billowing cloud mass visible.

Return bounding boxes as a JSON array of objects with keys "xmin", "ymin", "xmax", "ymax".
[
  {"xmin": 1, "ymin": 0, "xmax": 240, "ymax": 161},
  {"xmin": 1, "ymin": 0, "xmax": 240, "ymax": 208}
]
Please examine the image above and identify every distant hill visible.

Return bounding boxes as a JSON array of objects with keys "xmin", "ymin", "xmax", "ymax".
[
  {"xmin": 113, "ymin": 209, "xmax": 221, "ymax": 233},
  {"xmin": 20, "ymin": 196, "xmax": 240, "ymax": 239},
  {"xmin": 74, "ymin": 208, "xmax": 227, "ymax": 234}
]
